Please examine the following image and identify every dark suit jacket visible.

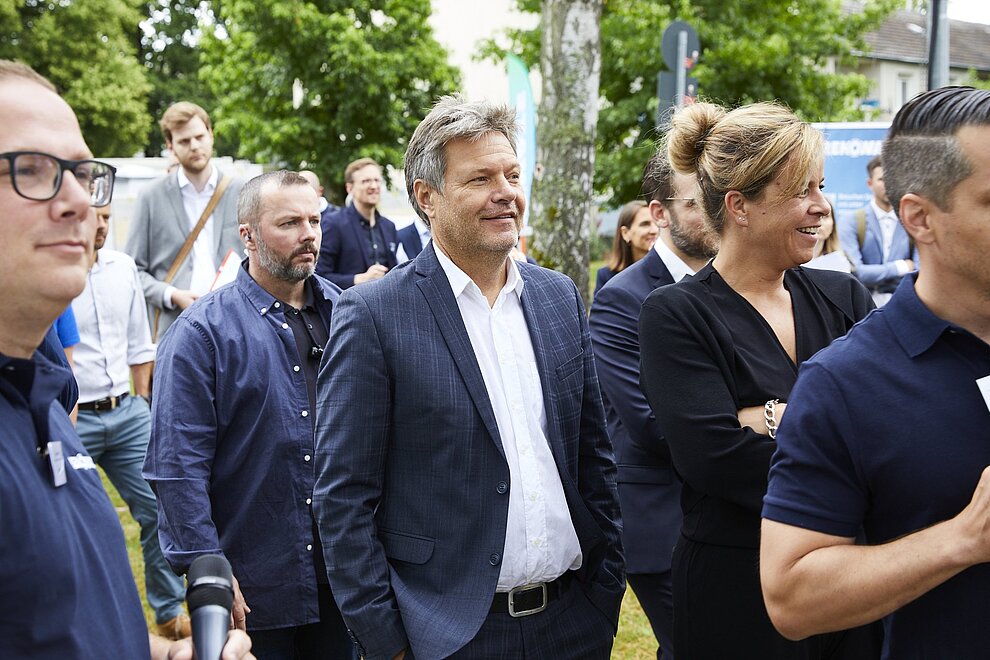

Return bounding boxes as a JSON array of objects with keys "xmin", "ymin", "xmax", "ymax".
[
  {"xmin": 589, "ymin": 249, "xmax": 682, "ymax": 575},
  {"xmin": 396, "ymin": 222, "xmax": 425, "ymax": 259},
  {"xmin": 313, "ymin": 243, "xmax": 624, "ymax": 660},
  {"xmin": 837, "ymin": 204, "xmax": 917, "ymax": 292},
  {"xmin": 316, "ymin": 203, "xmax": 398, "ymax": 289}
]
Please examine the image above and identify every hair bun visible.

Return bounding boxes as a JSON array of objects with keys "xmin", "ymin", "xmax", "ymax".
[{"xmin": 666, "ymin": 103, "xmax": 726, "ymax": 175}]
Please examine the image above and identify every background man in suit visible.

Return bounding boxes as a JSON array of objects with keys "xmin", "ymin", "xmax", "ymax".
[
  {"xmin": 316, "ymin": 157, "xmax": 398, "ymax": 289},
  {"xmin": 588, "ymin": 151, "xmax": 716, "ymax": 659},
  {"xmin": 145, "ymin": 172, "xmax": 349, "ymax": 659},
  {"xmin": 71, "ymin": 204, "xmax": 189, "ymax": 640},
  {"xmin": 314, "ymin": 96, "xmax": 624, "ymax": 660},
  {"xmin": 126, "ymin": 101, "xmax": 244, "ymax": 339},
  {"xmin": 395, "ymin": 216, "xmax": 431, "ymax": 262},
  {"xmin": 299, "ymin": 169, "xmax": 339, "ymax": 225},
  {"xmin": 838, "ymin": 156, "xmax": 915, "ymax": 306}
]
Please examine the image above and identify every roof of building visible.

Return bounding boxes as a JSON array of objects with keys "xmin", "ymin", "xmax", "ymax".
[{"xmin": 853, "ymin": 4, "xmax": 990, "ymax": 71}]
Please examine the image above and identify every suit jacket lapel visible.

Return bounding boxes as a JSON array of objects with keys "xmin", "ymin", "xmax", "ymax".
[
  {"xmin": 415, "ymin": 246, "xmax": 504, "ymax": 455},
  {"xmin": 645, "ymin": 249, "xmax": 676, "ymax": 289},
  {"xmin": 211, "ymin": 168, "xmax": 229, "ymax": 260},
  {"xmin": 165, "ymin": 172, "xmax": 189, "ymax": 241},
  {"xmin": 348, "ymin": 206, "xmax": 372, "ymax": 270},
  {"xmin": 867, "ymin": 208, "xmax": 885, "ymax": 257}
]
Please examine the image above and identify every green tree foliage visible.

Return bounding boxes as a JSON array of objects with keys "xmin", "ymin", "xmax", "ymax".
[
  {"xmin": 140, "ymin": 1, "xmax": 229, "ymax": 156},
  {"xmin": 0, "ymin": 0, "xmax": 151, "ymax": 156},
  {"xmin": 484, "ymin": 0, "xmax": 900, "ymax": 206},
  {"xmin": 199, "ymin": 0, "xmax": 460, "ymax": 203}
]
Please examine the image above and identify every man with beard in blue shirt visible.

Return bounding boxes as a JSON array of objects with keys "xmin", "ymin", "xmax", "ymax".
[{"xmin": 146, "ymin": 171, "xmax": 351, "ymax": 659}]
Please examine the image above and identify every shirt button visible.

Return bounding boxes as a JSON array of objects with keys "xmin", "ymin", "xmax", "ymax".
[
  {"xmin": 301, "ymin": 410, "xmax": 309, "ymax": 417},
  {"xmin": 293, "ymin": 365, "xmax": 300, "ymax": 372},
  {"xmin": 260, "ymin": 307, "xmax": 267, "ymax": 314},
  {"xmin": 274, "ymin": 302, "xmax": 281, "ymax": 308},
  {"xmin": 306, "ymin": 544, "xmax": 313, "ymax": 551},
  {"xmin": 496, "ymin": 481, "xmax": 508, "ymax": 494},
  {"xmin": 489, "ymin": 553, "xmax": 501, "ymax": 566},
  {"xmin": 282, "ymin": 323, "xmax": 289, "ymax": 329},
  {"xmin": 304, "ymin": 454, "xmax": 311, "ymax": 462},
  {"xmin": 305, "ymin": 498, "xmax": 312, "ymax": 505}
]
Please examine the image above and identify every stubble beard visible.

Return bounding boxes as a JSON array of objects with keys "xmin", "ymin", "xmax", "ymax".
[
  {"xmin": 255, "ymin": 237, "xmax": 316, "ymax": 283},
  {"xmin": 669, "ymin": 210, "xmax": 718, "ymax": 261}
]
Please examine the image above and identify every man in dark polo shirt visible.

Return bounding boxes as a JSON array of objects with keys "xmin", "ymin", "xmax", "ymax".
[
  {"xmin": 0, "ymin": 59, "xmax": 251, "ymax": 660},
  {"xmin": 316, "ymin": 157, "xmax": 398, "ymax": 289},
  {"xmin": 760, "ymin": 86, "xmax": 990, "ymax": 659}
]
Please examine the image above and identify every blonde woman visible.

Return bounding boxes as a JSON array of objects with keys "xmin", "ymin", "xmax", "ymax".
[{"xmin": 639, "ymin": 102, "xmax": 878, "ymax": 659}]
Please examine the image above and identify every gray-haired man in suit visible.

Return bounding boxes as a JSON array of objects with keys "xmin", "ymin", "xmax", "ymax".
[
  {"xmin": 314, "ymin": 96, "xmax": 625, "ymax": 660},
  {"xmin": 125, "ymin": 102, "xmax": 244, "ymax": 339}
]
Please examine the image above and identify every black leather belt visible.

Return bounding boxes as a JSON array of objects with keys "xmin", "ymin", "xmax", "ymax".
[
  {"xmin": 78, "ymin": 393, "xmax": 129, "ymax": 412},
  {"xmin": 491, "ymin": 572, "xmax": 572, "ymax": 617}
]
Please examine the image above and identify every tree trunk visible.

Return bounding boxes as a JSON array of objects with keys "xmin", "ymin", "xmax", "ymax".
[{"xmin": 531, "ymin": 0, "xmax": 603, "ymax": 308}]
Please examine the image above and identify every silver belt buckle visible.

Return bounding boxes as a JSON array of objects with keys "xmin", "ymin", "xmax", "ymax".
[{"xmin": 507, "ymin": 582, "xmax": 548, "ymax": 618}]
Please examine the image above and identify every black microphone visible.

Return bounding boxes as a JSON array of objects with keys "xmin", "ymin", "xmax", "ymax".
[{"xmin": 187, "ymin": 554, "xmax": 234, "ymax": 660}]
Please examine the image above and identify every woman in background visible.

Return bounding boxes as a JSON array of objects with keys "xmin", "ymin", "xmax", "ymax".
[
  {"xmin": 595, "ymin": 200, "xmax": 658, "ymax": 294},
  {"xmin": 639, "ymin": 101, "xmax": 878, "ymax": 659},
  {"xmin": 805, "ymin": 200, "xmax": 853, "ymax": 272}
]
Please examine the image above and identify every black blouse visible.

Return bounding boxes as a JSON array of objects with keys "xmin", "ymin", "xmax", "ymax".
[{"xmin": 639, "ymin": 263, "xmax": 874, "ymax": 548}]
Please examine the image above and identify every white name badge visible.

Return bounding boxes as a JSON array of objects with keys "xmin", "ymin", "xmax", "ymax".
[
  {"xmin": 977, "ymin": 375, "xmax": 990, "ymax": 414},
  {"xmin": 67, "ymin": 453, "xmax": 97, "ymax": 471}
]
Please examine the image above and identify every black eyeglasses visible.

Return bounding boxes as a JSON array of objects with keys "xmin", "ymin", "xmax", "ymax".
[
  {"xmin": 0, "ymin": 151, "xmax": 116, "ymax": 207},
  {"xmin": 664, "ymin": 197, "xmax": 697, "ymax": 207}
]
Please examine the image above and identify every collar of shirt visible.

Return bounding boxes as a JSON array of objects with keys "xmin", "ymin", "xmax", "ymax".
[
  {"xmin": 886, "ymin": 273, "xmax": 969, "ymax": 358},
  {"xmin": 414, "ymin": 218, "xmax": 432, "ymax": 243},
  {"xmin": 176, "ymin": 163, "xmax": 218, "ymax": 194},
  {"xmin": 235, "ymin": 259, "xmax": 333, "ymax": 318},
  {"xmin": 354, "ymin": 204, "xmax": 378, "ymax": 228},
  {"xmin": 870, "ymin": 198, "xmax": 898, "ymax": 225},
  {"xmin": 434, "ymin": 244, "xmax": 525, "ymax": 304},
  {"xmin": 654, "ymin": 237, "xmax": 697, "ymax": 282},
  {"xmin": 90, "ymin": 248, "xmax": 122, "ymax": 274}
]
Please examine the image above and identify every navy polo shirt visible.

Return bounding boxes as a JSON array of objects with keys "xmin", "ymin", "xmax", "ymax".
[
  {"xmin": 0, "ymin": 350, "xmax": 149, "ymax": 659},
  {"xmin": 763, "ymin": 274, "xmax": 990, "ymax": 659}
]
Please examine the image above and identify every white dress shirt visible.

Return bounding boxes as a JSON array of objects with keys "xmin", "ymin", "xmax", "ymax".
[
  {"xmin": 71, "ymin": 249, "xmax": 156, "ymax": 403},
  {"xmin": 434, "ymin": 246, "xmax": 582, "ymax": 590},
  {"xmin": 871, "ymin": 199, "xmax": 899, "ymax": 263},
  {"xmin": 654, "ymin": 236, "xmax": 699, "ymax": 283},
  {"xmin": 165, "ymin": 165, "xmax": 220, "ymax": 307}
]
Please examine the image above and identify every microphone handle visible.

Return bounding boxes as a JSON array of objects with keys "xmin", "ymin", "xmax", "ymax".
[{"xmin": 191, "ymin": 604, "xmax": 229, "ymax": 660}]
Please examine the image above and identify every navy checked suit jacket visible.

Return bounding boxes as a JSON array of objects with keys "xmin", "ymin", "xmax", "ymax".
[
  {"xmin": 589, "ymin": 249, "xmax": 682, "ymax": 576},
  {"xmin": 316, "ymin": 204, "xmax": 398, "ymax": 289},
  {"xmin": 313, "ymin": 243, "xmax": 624, "ymax": 660},
  {"xmin": 837, "ymin": 204, "xmax": 916, "ymax": 293}
]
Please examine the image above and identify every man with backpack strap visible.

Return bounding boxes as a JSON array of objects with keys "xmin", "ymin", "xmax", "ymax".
[{"xmin": 838, "ymin": 155, "xmax": 916, "ymax": 306}]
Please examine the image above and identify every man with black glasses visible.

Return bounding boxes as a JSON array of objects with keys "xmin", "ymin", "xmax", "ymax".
[{"xmin": 0, "ymin": 59, "xmax": 252, "ymax": 659}]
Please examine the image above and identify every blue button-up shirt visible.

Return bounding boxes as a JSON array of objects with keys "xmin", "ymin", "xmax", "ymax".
[
  {"xmin": 145, "ymin": 263, "xmax": 340, "ymax": 630},
  {"xmin": 1, "ymin": 350, "xmax": 148, "ymax": 658},
  {"xmin": 764, "ymin": 274, "xmax": 990, "ymax": 658}
]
